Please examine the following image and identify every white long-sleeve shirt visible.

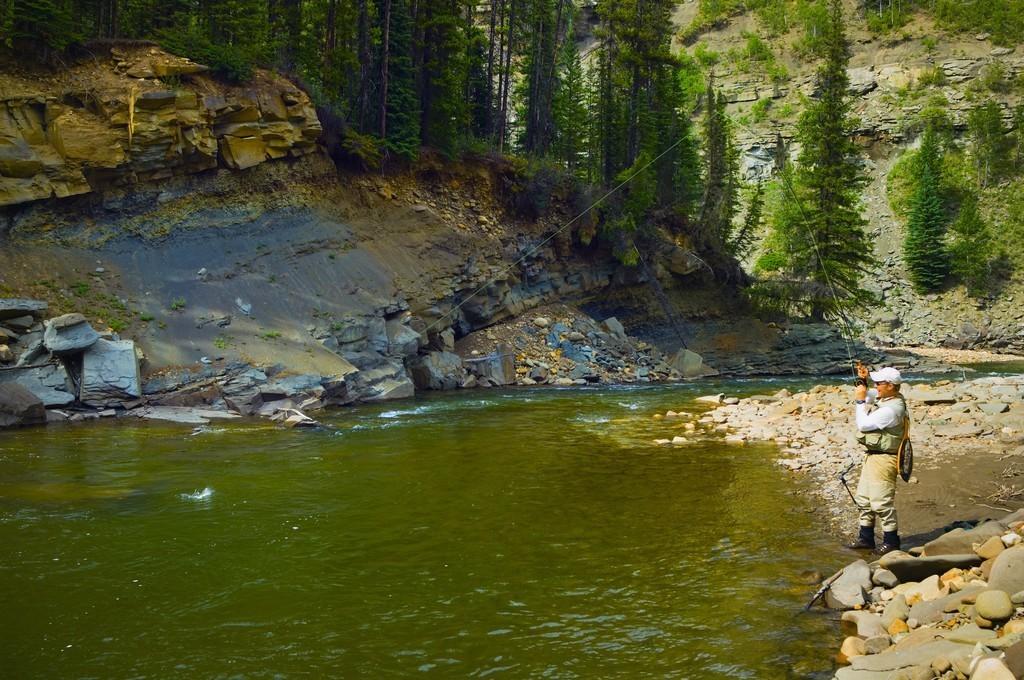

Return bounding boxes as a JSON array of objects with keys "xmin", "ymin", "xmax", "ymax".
[{"xmin": 856, "ymin": 389, "xmax": 902, "ymax": 432}]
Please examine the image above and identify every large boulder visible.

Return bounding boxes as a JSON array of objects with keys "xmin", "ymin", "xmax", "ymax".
[
  {"xmin": 43, "ymin": 313, "xmax": 100, "ymax": 355},
  {"xmin": 345, "ymin": 355, "xmax": 415, "ymax": 402},
  {"xmin": 408, "ymin": 351, "xmax": 464, "ymax": 391},
  {"xmin": 825, "ymin": 560, "xmax": 872, "ymax": 610},
  {"xmin": 670, "ymin": 349, "xmax": 705, "ymax": 378},
  {"xmin": 989, "ymin": 545, "xmax": 1024, "ymax": 595},
  {"xmin": 0, "ymin": 383, "xmax": 46, "ymax": 428},
  {"xmin": 0, "ymin": 363, "xmax": 75, "ymax": 406},
  {"xmin": 79, "ymin": 339, "xmax": 141, "ymax": 406},
  {"xmin": 602, "ymin": 317, "xmax": 626, "ymax": 340},
  {"xmin": 0, "ymin": 299, "xmax": 47, "ymax": 321},
  {"xmin": 464, "ymin": 343, "xmax": 515, "ymax": 386},
  {"xmin": 386, "ymin": 318, "xmax": 423, "ymax": 357}
]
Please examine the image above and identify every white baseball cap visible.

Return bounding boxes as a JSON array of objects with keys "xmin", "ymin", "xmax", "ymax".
[{"xmin": 869, "ymin": 367, "xmax": 903, "ymax": 384}]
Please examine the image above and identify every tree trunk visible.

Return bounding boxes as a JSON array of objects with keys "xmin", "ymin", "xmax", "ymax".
[
  {"xmin": 358, "ymin": 0, "xmax": 372, "ymax": 131},
  {"xmin": 484, "ymin": 0, "xmax": 499, "ymax": 138},
  {"xmin": 380, "ymin": 0, "xmax": 392, "ymax": 139},
  {"xmin": 497, "ymin": 0, "xmax": 516, "ymax": 152}
]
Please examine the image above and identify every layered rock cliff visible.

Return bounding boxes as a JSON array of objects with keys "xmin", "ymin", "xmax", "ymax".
[{"xmin": 0, "ymin": 45, "xmax": 320, "ymax": 207}]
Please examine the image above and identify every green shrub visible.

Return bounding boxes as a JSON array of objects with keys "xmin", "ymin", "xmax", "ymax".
[
  {"xmin": 979, "ymin": 62, "xmax": 1009, "ymax": 93},
  {"xmin": 949, "ymin": 195, "xmax": 998, "ymax": 296},
  {"xmin": 750, "ymin": 98, "xmax": 772, "ymax": 123},
  {"xmin": 917, "ymin": 67, "xmax": 946, "ymax": 88}
]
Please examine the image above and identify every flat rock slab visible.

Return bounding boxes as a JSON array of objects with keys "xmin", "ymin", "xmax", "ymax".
[
  {"xmin": 909, "ymin": 584, "xmax": 986, "ymax": 626},
  {"xmin": 80, "ymin": 339, "xmax": 141, "ymax": 407},
  {"xmin": 0, "ymin": 299, "xmax": 47, "ymax": 320},
  {"xmin": 847, "ymin": 639, "xmax": 974, "ymax": 673},
  {"xmin": 132, "ymin": 406, "xmax": 242, "ymax": 424},
  {"xmin": 877, "ymin": 553, "xmax": 984, "ymax": 582},
  {"xmin": 43, "ymin": 313, "xmax": 100, "ymax": 355},
  {"xmin": 0, "ymin": 363, "xmax": 75, "ymax": 406},
  {"xmin": 904, "ymin": 389, "xmax": 958, "ymax": 405},
  {"xmin": 923, "ymin": 521, "xmax": 1007, "ymax": 556}
]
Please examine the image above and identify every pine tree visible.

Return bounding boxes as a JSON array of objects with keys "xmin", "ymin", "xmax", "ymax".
[
  {"xmin": 967, "ymin": 101, "xmax": 1008, "ymax": 189},
  {"xmin": 10, "ymin": 0, "xmax": 79, "ymax": 58},
  {"xmin": 1013, "ymin": 103, "xmax": 1024, "ymax": 170},
  {"xmin": 417, "ymin": 0, "xmax": 469, "ymax": 156},
  {"xmin": 949, "ymin": 195, "xmax": 995, "ymax": 298},
  {"xmin": 551, "ymin": 29, "xmax": 589, "ymax": 177},
  {"xmin": 759, "ymin": 0, "xmax": 873, "ymax": 320},
  {"xmin": 699, "ymin": 78, "xmax": 739, "ymax": 249},
  {"xmin": 728, "ymin": 182, "xmax": 764, "ymax": 261},
  {"xmin": 902, "ymin": 126, "xmax": 950, "ymax": 293},
  {"xmin": 382, "ymin": 0, "xmax": 421, "ymax": 158}
]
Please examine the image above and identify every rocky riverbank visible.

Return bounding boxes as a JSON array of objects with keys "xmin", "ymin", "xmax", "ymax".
[
  {"xmin": 821, "ymin": 509, "xmax": 1024, "ymax": 679},
  {"xmin": 0, "ymin": 295, "xmax": 706, "ymax": 429},
  {"xmin": 647, "ymin": 374, "xmax": 1024, "ymax": 678},
  {"xmin": 651, "ymin": 375, "xmax": 1024, "ymax": 531}
]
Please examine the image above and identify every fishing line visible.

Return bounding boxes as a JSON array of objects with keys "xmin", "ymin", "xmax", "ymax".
[{"xmin": 725, "ymin": 113, "xmax": 859, "ymax": 376}]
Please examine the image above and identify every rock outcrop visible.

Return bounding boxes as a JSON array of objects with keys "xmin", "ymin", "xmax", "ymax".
[{"xmin": 0, "ymin": 45, "xmax": 320, "ymax": 208}]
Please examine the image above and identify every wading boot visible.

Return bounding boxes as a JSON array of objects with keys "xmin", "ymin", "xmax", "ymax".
[
  {"xmin": 846, "ymin": 526, "xmax": 875, "ymax": 551},
  {"xmin": 875, "ymin": 531, "xmax": 900, "ymax": 556}
]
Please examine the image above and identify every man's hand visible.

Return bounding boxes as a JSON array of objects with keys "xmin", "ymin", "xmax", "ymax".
[
  {"xmin": 856, "ymin": 361, "xmax": 870, "ymax": 382},
  {"xmin": 855, "ymin": 383, "xmax": 867, "ymax": 401}
]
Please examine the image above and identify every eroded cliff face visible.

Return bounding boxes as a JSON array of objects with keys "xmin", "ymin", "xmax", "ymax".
[{"xmin": 0, "ymin": 46, "xmax": 320, "ymax": 207}]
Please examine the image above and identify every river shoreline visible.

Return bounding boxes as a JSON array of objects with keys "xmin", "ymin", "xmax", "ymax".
[{"xmin": 654, "ymin": 368, "xmax": 1024, "ymax": 679}]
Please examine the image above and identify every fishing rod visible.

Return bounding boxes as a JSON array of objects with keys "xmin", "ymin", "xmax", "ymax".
[
  {"xmin": 803, "ymin": 568, "xmax": 845, "ymax": 612},
  {"xmin": 838, "ymin": 459, "xmax": 858, "ymax": 505}
]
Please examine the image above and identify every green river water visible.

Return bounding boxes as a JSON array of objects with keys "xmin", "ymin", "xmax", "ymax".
[{"xmin": 1, "ymin": 382, "xmax": 851, "ymax": 679}]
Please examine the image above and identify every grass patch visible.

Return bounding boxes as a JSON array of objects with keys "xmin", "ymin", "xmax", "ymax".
[{"xmin": 170, "ymin": 297, "xmax": 187, "ymax": 312}]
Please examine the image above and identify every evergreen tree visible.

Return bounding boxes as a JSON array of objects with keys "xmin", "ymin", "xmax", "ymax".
[
  {"xmin": 699, "ymin": 77, "xmax": 739, "ymax": 249},
  {"xmin": 417, "ymin": 0, "xmax": 469, "ymax": 156},
  {"xmin": 1013, "ymin": 103, "xmax": 1024, "ymax": 170},
  {"xmin": 382, "ymin": 0, "xmax": 421, "ymax": 158},
  {"xmin": 967, "ymin": 101, "xmax": 1008, "ymax": 189},
  {"xmin": 902, "ymin": 126, "xmax": 950, "ymax": 293},
  {"xmin": 728, "ymin": 182, "xmax": 764, "ymax": 261},
  {"xmin": 949, "ymin": 195, "xmax": 995, "ymax": 297},
  {"xmin": 759, "ymin": 0, "xmax": 873, "ymax": 320},
  {"xmin": 9, "ymin": 0, "xmax": 78, "ymax": 58},
  {"xmin": 550, "ymin": 30, "xmax": 589, "ymax": 177}
]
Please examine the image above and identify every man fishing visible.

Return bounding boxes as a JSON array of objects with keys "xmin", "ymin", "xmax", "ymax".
[{"xmin": 846, "ymin": 363, "xmax": 909, "ymax": 555}]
